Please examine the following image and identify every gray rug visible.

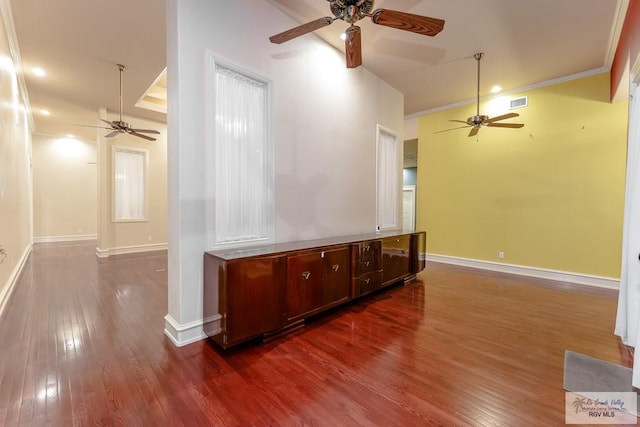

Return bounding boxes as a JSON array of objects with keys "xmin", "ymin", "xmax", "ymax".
[
  {"xmin": 564, "ymin": 350, "xmax": 635, "ymax": 392},
  {"xmin": 563, "ymin": 350, "xmax": 638, "ymax": 417}
]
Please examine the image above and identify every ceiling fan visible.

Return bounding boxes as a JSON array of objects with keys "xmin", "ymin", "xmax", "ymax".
[
  {"xmin": 269, "ymin": 0, "xmax": 445, "ymax": 68},
  {"xmin": 77, "ymin": 64, "xmax": 160, "ymax": 141},
  {"xmin": 437, "ymin": 53, "xmax": 524, "ymax": 137}
]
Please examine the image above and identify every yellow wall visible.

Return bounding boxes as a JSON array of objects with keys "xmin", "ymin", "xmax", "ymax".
[{"xmin": 417, "ymin": 72, "xmax": 628, "ymax": 278}]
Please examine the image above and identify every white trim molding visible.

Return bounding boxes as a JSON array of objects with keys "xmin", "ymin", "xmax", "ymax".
[
  {"xmin": 164, "ymin": 313, "xmax": 217, "ymax": 347},
  {"xmin": 604, "ymin": 0, "xmax": 630, "ymax": 68},
  {"xmin": 0, "ymin": 244, "xmax": 32, "ymax": 320},
  {"xmin": 95, "ymin": 242, "xmax": 168, "ymax": 259},
  {"xmin": 427, "ymin": 254, "xmax": 619, "ymax": 290},
  {"xmin": 34, "ymin": 234, "xmax": 97, "ymax": 244},
  {"xmin": 405, "ymin": 68, "xmax": 609, "ymax": 120}
]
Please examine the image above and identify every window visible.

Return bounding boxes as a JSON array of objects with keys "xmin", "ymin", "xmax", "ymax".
[
  {"xmin": 376, "ymin": 125, "xmax": 399, "ymax": 230},
  {"xmin": 207, "ymin": 55, "xmax": 273, "ymax": 246},
  {"xmin": 113, "ymin": 147, "xmax": 147, "ymax": 221}
]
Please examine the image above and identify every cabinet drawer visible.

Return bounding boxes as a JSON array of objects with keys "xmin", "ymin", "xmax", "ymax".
[
  {"xmin": 352, "ymin": 240, "xmax": 381, "ymax": 260},
  {"xmin": 355, "ymin": 257, "xmax": 381, "ymax": 276},
  {"xmin": 355, "ymin": 271, "xmax": 383, "ymax": 297}
]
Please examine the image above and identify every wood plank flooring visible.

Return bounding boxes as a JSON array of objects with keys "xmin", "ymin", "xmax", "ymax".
[{"xmin": 0, "ymin": 241, "xmax": 635, "ymax": 426}]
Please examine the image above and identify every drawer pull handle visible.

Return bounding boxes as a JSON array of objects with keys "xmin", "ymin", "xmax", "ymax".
[
  {"xmin": 364, "ymin": 261, "xmax": 370, "ymax": 267},
  {"xmin": 302, "ymin": 271, "xmax": 311, "ymax": 280},
  {"xmin": 332, "ymin": 264, "xmax": 340, "ymax": 272},
  {"xmin": 364, "ymin": 278, "xmax": 370, "ymax": 284},
  {"xmin": 364, "ymin": 245, "xmax": 370, "ymax": 251}
]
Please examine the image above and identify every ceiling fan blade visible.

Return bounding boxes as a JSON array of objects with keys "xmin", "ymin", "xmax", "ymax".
[
  {"xmin": 434, "ymin": 125, "xmax": 470, "ymax": 134},
  {"xmin": 73, "ymin": 124, "xmax": 114, "ymax": 130},
  {"xmin": 269, "ymin": 17, "xmax": 334, "ymax": 44},
  {"xmin": 105, "ymin": 130, "xmax": 120, "ymax": 138},
  {"xmin": 345, "ymin": 26, "xmax": 362, "ymax": 69},
  {"xmin": 370, "ymin": 9, "xmax": 445, "ymax": 37},
  {"xmin": 449, "ymin": 119, "xmax": 469, "ymax": 124},
  {"xmin": 100, "ymin": 119, "xmax": 117, "ymax": 127},
  {"xmin": 486, "ymin": 122, "xmax": 525, "ymax": 128},
  {"xmin": 129, "ymin": 131, "xmax": 157, "ymax": 141},
  {"xmin": 468, "ymin": 126, "xmax": 480, "ymax": 137},
  {"xmin": 129, "ymin": 128, "xmax": 160, "ymax": 134},
  {"xmin": 485, "ymin": 112, "xmax": 519, "ymax": 123}
]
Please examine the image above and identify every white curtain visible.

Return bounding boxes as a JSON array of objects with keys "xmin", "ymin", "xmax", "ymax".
[
  {"xmin": 114, "ymin": 149, "xmax": 145, "ymax": 220},
  {"xmin": 616, "ymin": 81, "xmax": 640, "ymax": 388},
  {"xmin": 214, "ymin": 64, "xmax": 270, "ymax": 244},
  {"xmin": 377, "ymin": 127, "xmax": 399, "ymax": 230}
]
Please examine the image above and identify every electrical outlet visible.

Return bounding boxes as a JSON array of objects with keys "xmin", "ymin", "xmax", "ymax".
[{"xmin": 498, "ymin": 251, "xmax": 505, "ymax": 259}]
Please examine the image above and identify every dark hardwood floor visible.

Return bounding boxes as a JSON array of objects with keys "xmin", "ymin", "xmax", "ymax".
[{"xmin": 0, "ymin": 241, "xmax": 635, "ymax": 426}]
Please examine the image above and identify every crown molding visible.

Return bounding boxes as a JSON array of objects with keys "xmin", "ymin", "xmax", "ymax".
[{"xmin": 405, "ymin": 67, "xmax": 609, "ymax": 119}]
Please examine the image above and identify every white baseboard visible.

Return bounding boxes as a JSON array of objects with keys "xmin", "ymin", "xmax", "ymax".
[
  {"xmin": 427, "ymin": 254, "xmax": 619, "ymax": 290},
  {"xmin": 96, "ymin": 242, "xmax": 168, "ymax": 259},
  {"xmin": 164, "ymin": 313, "xmax": 217, "ymax": 347},
  {"xmin": 0, "ymin": 244, "xmax": 32, "ymax": 320},
  {"xmin": 34, "ymin": 234, "xmax": 97, "ymax": 243}
]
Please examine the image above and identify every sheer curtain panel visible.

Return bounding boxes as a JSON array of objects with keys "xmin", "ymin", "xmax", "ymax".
[
  {"xmin": 377, "ymin": 126, "xmax": 399, "ymax": 230},
  {"xmin": 114, "ymin": 148, "xmax": 146, "ymax": 221},
  {"xmin": 616, "ymin": 81, "xmax": 640, "ymax": 388},
  {"xmin": 213, "ymin": 63, "xmax": 272, "ymax": 245}
]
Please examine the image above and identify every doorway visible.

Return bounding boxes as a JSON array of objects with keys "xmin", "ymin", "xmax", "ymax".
[{"xmin": 403, "ymin": 139, "xmax": 418, "ymax": 231}]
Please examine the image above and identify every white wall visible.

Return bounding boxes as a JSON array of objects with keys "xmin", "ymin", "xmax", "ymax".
[
  {"xmin": 32, "ymin": 134, "xmax": 97, "ymax": 242},
  {"xmin": 404, "ymin": 117, "xmax": 419, "ymax": 140},
  {"xmin": 165, "ymin": 0, "xmax": 404, "ymax": 345},
  {"xmin": 0, "ymin": 0, "xmax": 33, "ymax": 317}
]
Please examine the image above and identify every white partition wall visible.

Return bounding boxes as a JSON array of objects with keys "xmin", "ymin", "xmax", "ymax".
[{"xmin": 165, "ymin": 0, "xmax": 404, "ymax": 346}]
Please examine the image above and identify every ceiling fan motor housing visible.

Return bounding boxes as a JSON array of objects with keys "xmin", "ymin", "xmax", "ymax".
[
  {"xmin": 330, "ymin": 0, "xmax": 375, "ymax": 23},
  {"xmin": 467, "ymin": 115, "xmax": 489, "ymax": 126},
  {"xmin": 113, "ymin": 120, "xmax": 130, "ymax": 129}
]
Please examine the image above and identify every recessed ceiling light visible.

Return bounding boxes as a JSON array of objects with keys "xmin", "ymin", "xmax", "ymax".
[
  {"xmin": 340, "ymin": 32, "xmax": 347, "ymax": 41},
  {"xmin": 491, "ymin": 85, "xmax": 502, "ymax": 94},
  {"xmin": 66, "ymin": 134, "xmax": 75, "ymax": 138},
  {"xmin": 33, "ymin": 67, "xmax": 47, "ymax": 77},
  {"xmin": 40, "ymin": 109, "xmax": 51, "ymax": 116}
]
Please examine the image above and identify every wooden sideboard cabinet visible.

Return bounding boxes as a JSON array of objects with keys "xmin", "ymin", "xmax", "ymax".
[{"xmin": 204, "ymin": 231, "xmax": 426, "ymax": 349}]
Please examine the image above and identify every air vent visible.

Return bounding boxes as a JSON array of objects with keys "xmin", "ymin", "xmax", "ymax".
[{"xmin": 509, "ymin": 96, "xmax": 528, "ymax": 110}]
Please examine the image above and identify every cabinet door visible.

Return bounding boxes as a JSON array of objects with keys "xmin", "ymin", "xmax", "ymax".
[
  {"xmin": 224, "ymin": 255, "xmax": 286, "ymax": 347},
  {"xmin": 322, "ymin": 247, "xmax": 350, "ymax": 306},
  {"xmin": 286, "ymin": 252, "xmax": 323, "ymax": 320},
  {"xmin": 382, "ymin": 236, "xmax": 411, "ymax": 284},
  {"xmin": 411, "ymin": 231, "xmax": 426, "ymax": 274}
]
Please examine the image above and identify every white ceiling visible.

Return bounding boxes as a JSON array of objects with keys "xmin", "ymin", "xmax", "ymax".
[{"xmin": 9, "ymin": 0, "xmax": 627, "ymax": 142}]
